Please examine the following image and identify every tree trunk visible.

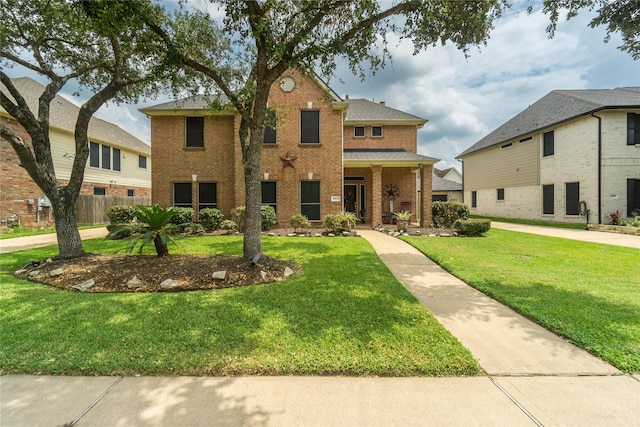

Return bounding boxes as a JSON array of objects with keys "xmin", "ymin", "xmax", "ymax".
[
  {"xmin": 154, "ymin": 233, "xmax": 169, "ymax": 257},
  {"xmin": 241, "ymin": 125, "xmax": 264, "ymax": 260},
  {"xmin": 52, "ymin": 198, "xmax": 84, "ymax": 259}
]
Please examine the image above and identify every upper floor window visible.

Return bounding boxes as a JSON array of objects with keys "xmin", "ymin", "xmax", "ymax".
[
  {"xmin": 300, "ymin": 110, "xmax": 319, "ymax": 144},
  {"xmin": 543, "ymin": 131, "xmax": 554, "ymax": 156},
  {"xmin": 89, "ymin": 141, "xmax": 119, "ymax": 171},
  {"xmin": 263, "ymin": 111, "xmax": 276, "ymax": 144},
  {"xmin": 113, "ymin": 148, "xmax": 121, "ymax": 172},
  {"xmin": 101, "ymin": 145, "xmax": 111, "ymax": 170},
  {"xmin": 628, "ymin": 113, "xmax": 640, "ymax": 145},
  {"xmin": 139, "ymin": 155, "xmax": 147, "ymax": 169},
  {"xmin": 371, "ymin": 126, "xmax": 383, "ymax": 137},
  {"xmin": 354, "ymin": 126, "xmax": 365, "ymax": 137},
  {"xmin": 186, "ymin": 117, "xmax": 204, "ymax": 147},
  {"xmin": 89, "ymin": 142, "xmax": 100, "ymax": 168}
]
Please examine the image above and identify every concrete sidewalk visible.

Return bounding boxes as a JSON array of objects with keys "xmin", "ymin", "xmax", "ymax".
[
  {"xmin": 491, "ymin": 221, "xmax": 640, "ymax": 249},
  {"xmin": 1, "ymin": 228, "xmax": 639, "ymax": 426},
  {"xmin": 0, "ymin": 227, "xmax": 108, "ymax": 254}
]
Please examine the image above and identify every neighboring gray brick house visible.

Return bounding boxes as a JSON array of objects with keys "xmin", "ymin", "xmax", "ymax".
[{"xmin": 458, "ymin": 87, "xmax": 640, "ymax": 224}]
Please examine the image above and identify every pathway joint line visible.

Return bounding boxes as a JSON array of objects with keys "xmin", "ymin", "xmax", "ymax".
[
  {"xmin": 490, "ymin": 376, "xmax": 544, "ymax": 427},
  {"xmin": 66, "ymin": 376, "xmax": 123, "ymax": 426}
]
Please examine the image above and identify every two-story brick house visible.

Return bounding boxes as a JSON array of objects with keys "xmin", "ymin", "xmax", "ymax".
[
  {"xmin": 457, "ymin": 87, "xmax": 640, "ymax": 224},
  {"xmin": 141, "ymin": 70, "xmax": 436, "ymax": 227},
  {"xmin": 1, "ymin": 77, "xmax": 152, "ymax": 226}
]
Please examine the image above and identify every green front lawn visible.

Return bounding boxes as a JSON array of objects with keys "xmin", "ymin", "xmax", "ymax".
[
  {"xmin": 0, "ymin": 236, "xmax": 480, "ymax": 376},
  {"xmin": 403, "ymin": 230, "xmax": 640, "ymax": 373}
]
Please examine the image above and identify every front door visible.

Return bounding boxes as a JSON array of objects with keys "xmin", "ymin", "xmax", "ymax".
[{"xmin": 344, "ymin": 184, "xmax": 357, "ymax": 213}]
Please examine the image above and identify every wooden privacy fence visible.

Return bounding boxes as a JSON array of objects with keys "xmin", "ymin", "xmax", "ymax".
[{"xmin": 75, "ymin": 195, "xmax": 151, "ymax": 225}]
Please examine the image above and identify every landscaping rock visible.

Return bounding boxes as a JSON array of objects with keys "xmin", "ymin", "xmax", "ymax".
[
  {"xmin": 440, "ymin": 233, "xmax": 451, "ymax": 237},
  {"xmin": 28, "ymin": 270, "xmax": 41, "ymax": 277},
  {"xmin": 283, "ymin": 266, "xmax": 295, "ymax": 278},
  {"xmin": 127, "ymin": 276, "xmax": 143, "ymax": 289},
  {"xmin": 160, "ymin": 278, "xmax": 181, "ymax": 289},
  {"xmin": 14, "ymin": 269, "xmax": 27, "ymax": 275},
  {"xmin": 73, "ymin": 279, "xmax": 95, "ymax": 292},
  {"xmin": 212, "ymin": 270, "xmax": 227, "ymax": 280},
  {"xmin": 328, "ymin": 233, "xmax": 335, "ymax": 237},
  {"xmin": 49, "ymin": 268, "xmax": 64, "ymax": 277},
  {"xmin": 260, "ymin": 270, "xmax": 267, "ymax": 281}
]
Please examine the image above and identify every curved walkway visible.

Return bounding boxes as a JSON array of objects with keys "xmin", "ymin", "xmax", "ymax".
[{"xmin": 0, "ymin": 227, "xmax": 108, "ymax": 254}]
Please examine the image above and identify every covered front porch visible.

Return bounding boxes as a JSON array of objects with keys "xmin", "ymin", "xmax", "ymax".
[{"xmin": 343, "ymin": 149, "xmax": 438, "ymax": 228}]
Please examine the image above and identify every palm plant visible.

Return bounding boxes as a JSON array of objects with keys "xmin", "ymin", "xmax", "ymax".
[{"xmin": 127, "ymin": 204, "xmax": 178, "ymax": 257}]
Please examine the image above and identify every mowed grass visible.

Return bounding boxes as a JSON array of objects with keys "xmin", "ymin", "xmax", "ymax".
[
  {"xmin": 0, "ymin": 236, "xmax": 481, "ymax": 376},
  {"xmin": 403, "ymin": 229, "xmax": 640, "ymax": 373}
]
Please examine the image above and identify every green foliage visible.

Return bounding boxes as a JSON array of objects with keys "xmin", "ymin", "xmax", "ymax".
[
  {"xmin": 106, "ymin": 223, "xmax": 145, "ymax": 240},
  {"xmin": 394, "ymin": 210, "xmax": 412, "ymax": 221},
  {"xmin": 169, "ymin": 207, "xmax": 194, "ymax": 226},
  {"xmin": 454, "ymin": 219, "xmax": 491, "ymax": 236},
  {"xmin": 323, "ymin": 214, "xmax": 342, "ymax": 233},
  {"xmin": 338, "ymin": 211, "xmax": 357, "ymax": 229},
  {"xmin": 231, "ymin": 205, "xmax": 277, "ymax": 232},
  {"xmin": 125, "ymin": 204, "xmax": 179, "ymax": 256},
  {"xmin": 290, "ymin": 214, "xmax": 310, "ymax": 232},
  {"xmin": 107, "ymin": 205, "xmax": 138, "ymax": 224},
  {"xmin": 432, "ymin": 201, "xmax": 469, "ymax": 228},
  {"xmin": 198, "ymin": 208, "xmax": 224, "ymax": 231},
  {"xmin": 219, "ymin": 219, "xmax": 237, "ymax": 231}
]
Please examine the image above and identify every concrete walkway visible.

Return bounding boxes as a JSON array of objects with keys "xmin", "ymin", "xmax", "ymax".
[
  {"xmin": 0, "ymin": 227, "xmax": 108, "ymax": 254},
  {"xmin": 1, "ymin": 227, "xmax": 639, "ymax": 426},
  {"xmin": 492, "ymin": 221, "xmax": 640, "ymax": 249}
]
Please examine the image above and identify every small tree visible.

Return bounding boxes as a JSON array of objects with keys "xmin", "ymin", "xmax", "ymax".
[{"xmin": 126, "ymin": 205, "xmax": 178, "ymax": 257}]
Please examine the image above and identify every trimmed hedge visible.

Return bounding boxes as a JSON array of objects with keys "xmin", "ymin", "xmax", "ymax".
[
  {"xmin": 169, "ymin": 207, "xmax": 194, "ymax": 225},
  {"xmin": 107, "ymin": 205, "xmax": 137, "ymax": 224},
  {"xmin": 432, "ymin": 201, "xmax": 470, "ymax": 228},
  {"xmin": 198, "ymin": 208, "xmax": 224, "ymax": 231},
  {"xmin": 454, "ymin": 218, "xmax": 491, "ymax": 236},
  {"xmin": 232, "ymin": 205, "xmax": 278, "ymax": 232}
]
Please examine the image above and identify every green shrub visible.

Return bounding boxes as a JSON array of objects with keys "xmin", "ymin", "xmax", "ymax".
[
  {"xmin": 338, "ymin": 211, "xmax": 357, "ymax": 230},
  {"xmin": 454, "ymin": 218, "xmax": 491, "ymax": 236},
  {"xmin": 107, "ymin": 205, "xmax": 137, "ymax": 224},
  {"xmin": 105, "ymin": 223, "xmax": 145, "ymax": 240},
  {"xmin": 169, "ymin": 207, "xmax": 194, "ymax": 225},
  {"xmin": 290, "ymin": 214, "xmax": 310, "ymax": 232},
  {"xmin": 198, "ymin": 208, "xmax": 224, "ymax": 231},
  {"xmin": 324, "ymin": 214, "xmax": 341, "ymax": 233},
  {"xmin": 432, "ymin": 201, "xmax": 469, "ymax": 228},
  {"xmin": 232, "ymin": 205, "xmax": 277, "ymax": 232},
  {"xmin": 219, "ymin": 220, "xmax": 237, "ymax": 231}
]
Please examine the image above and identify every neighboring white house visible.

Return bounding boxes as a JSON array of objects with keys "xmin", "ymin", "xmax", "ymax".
[
  {"xmin": 1, "ymin": 77, "xmax": 152, "ymax": 225},
  {"xmin": 432, "ymin": 167, "xmax": 463, "ymax": 201},
  {"xmin": 457, "ymin": 87, "xmax": 640, "ymax": 224}
]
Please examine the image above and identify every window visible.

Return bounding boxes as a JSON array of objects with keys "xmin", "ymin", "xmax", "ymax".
[
  {"xmin": 93, "ymin": 187, "xmax": 106, "ymax": 196},
  {"xmin": 565, "ymin": 182, "xmax": 580, "ymax": 215},
  {"xmin": 543, "ymin": 131, "xmax": 554, "ymax": 156},
  {"xmin": 89, "ymin": 142, "xmax": 100, "ymax": 168},
  {"xmin": 174, "ymin": 182, "xmax": 192, "ymax": 208},
  {"xmin": 471, "ymin": 191, "xmax": 477, "ymax": 208},
  {"xmin": 139, "ymin": 155, "xmax": 147, "ymax": 169},
  {"xmin": 497, "ymin": 188, "xmax": 505, "ymax": 201},
  {"xmin": 432, "ymin": 194, "xmax": 448, "ymax": 202},
  {"xmin": 127, "ymin": 189, "xmax": 135, "ymax": 197},
  {"xmin": 186, "ymin": 117, "xmax": 204, "ymax": 147},
  {"xmin": 542, "ymin": 184, "xmax": 554, "ymax": 215},
  {"xmin": 354, "ymin": 126, "xmax": 365, "ymax": 137},
  {"xmin": 263, "ymin": 111, "xmax": 276, "ymax": 144},
  {"xmin": 371, "ymin": 126, "xmax": 383, "ymax": 137},
  {"xmin": 628, "ymin": 113, "xmax": 640, "ymax": 145},
  {"xmin": 300, "ymin": 111, "xmax": 319, "ymax": 144},
  {"xmin": 628, "ymin": 179, "xmax": 640, "ymax": 216},
  {"xmin": 261, "ymin": 181, "xmax": 277, "ymax": 213},
  {"xmin": 101, "ymin": 145, "xmax": 111, "ymax": 170},
  {"xmin": 198, "ymin": 183, "xmax": 217, "ymax": 212},
  {"xmin": 301, "ymin": 181, "xmax": 320, "ymax": 220},
  {"xmin": 113, "ymin": 148, "xmax": 121, "ymax": 172}
]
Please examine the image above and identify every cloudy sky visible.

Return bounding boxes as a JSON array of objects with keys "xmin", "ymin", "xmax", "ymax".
[{"xmin": 6, "ymin": 2, "xmax": 639, "ymax": 172}]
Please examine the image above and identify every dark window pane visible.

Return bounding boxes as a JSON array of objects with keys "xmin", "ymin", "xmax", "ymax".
[
  {"xmin": 471, "ymin": 191, "xmax": 477, "ymax": 208},
  {"xmin": 628, "ymin": 113, "xmax": 640, "ymax": 145},
  {"xmin": 127, "ymin": 189, "xmax": 134, "ymax": 197},
  {"xmin": 93, "ymin": 187, "xmax": 106, "ymax": 196},
  {"xmin": 543, "ymin": 131, "xmax": 554, "ymax": 156},
  {"xmin": 261, "ymin": 181, "xmax": 277, "ymax": 213},
  {"xmin": 89, "ymin": 142, "xmax": 100, "ymax": 167},
  {"xmin": 543, "ymin": 184, "xmax": 554, "ymax": 215},
  {"xmin": 186, "ymin": 117, "xmax": 204, "ymax": 147},
  {"xmin": 354, "ymin": 127, "xmax": 365, "ymax": 137},
  {"xmin": 198, "ymin": 182, "xmax": 217, "ymax": 211},
  {"xmin": 113, "ymin": 148, "xmax": 121, "ymax": 171},
  {"xmin": 301, "ymin": 205, "xmax": 320, "ymax": 221},
  {"xmin": 300, "ymin": 111, "xmax": 319, "ymax": 144},
  {"xmin": 628, "ymin": 179, "xmax": 640, "ymax": 216},
  {"xmin": 101, "ymin": 145, "xmax": 111, "ymax": 169},
  {"xmin": 139, "ymin": 155, "xmax": 147, "ymax": 169},
  {"xmin": 497, "ymin": 188, "xmax": 504, "ymax": 200},
  {"xmin": 565, "ymin": 182, "xmax": 580, "ymax": 215},
  {"xmin": 301, "ymin": 181, "xmax": 320, "ymax": 220},
  {"xmin": 432, "ymin": 194, "xmax": 448, "ymax": 202},
  {"xmin": 263, "ymin": 111, "xmax": 276, "ymax": 144},
  {"xmin": 174, "ymin": 182, "xmax": 192, "ymax": 207},
  {"xmin": 372, "ymin": 126, "xmax": 383, "ymax": 137}
]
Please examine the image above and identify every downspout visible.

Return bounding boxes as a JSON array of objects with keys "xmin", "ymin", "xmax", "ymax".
[{"xmin": 591, "ymin": 112, "xmax": 602, "ymax": 224}]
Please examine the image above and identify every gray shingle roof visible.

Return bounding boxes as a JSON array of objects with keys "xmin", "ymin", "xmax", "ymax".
[
  {"xmin": 458, "ymin": 87, "xmax": 640, "ymax": 158},
  {"xmin": 433, "ymin": 167, "xmax": 453, "ymax": 178},
  {"xmin": 432, "ymin": 175, "xmax": 462, "ymax": 191},
  {"xmin": 140, "ymin": 94, "xmax": 231, "ymax": 111},
  {"xmin": 344, "ymin": 148, "xmax": 437, "ymax": 163},
  {"xmin": 344, "ymin": 99, "xmax": 427, "ymax": 124},
  {"xmin": 1, "ymin": 77, "xmax": 150, "ymax": 154}
]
